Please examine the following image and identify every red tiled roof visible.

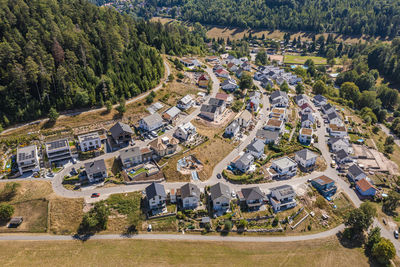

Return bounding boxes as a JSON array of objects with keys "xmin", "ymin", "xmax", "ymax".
[{"xmin": 356, "ymin": 178, "xmax": 375, "ymax": 192}]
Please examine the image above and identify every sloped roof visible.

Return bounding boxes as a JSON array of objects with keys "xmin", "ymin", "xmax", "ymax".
[
  {"xmin": 348, "ymin": 164, "xmax": 366, "ymax": 178},
  {"xmin": 110, "ymin": 122, "xmax": 134, "ymax": 140},
  {"xmin": 241, "ymin": 187, "xmax": 264, "ymax": 201},
  {"xmin": 145, "ymin": 182, "xmax": 166, "ymax": 199},
  {"xmin": 180, "ymin": 183, "xmax": 201, "ymax": 199},
  {"xmin": 335, "ymin": 149, "xmax": 349, "ymax": 160},
  {"xmin": 256, "ymin": 129, "xmax": 279, "ymax": 140},
  {"xmin": 210, "ymin": 182, "xmax": 230, "ymax": 200},
  {"xmin": 356, "ymin": 178, "xmax": 376, "ymax": 193},
  {"xmin": 295, "ymin": 149, "xmax": 318, "ymax": 161},
  {"xmin": 141, "ymin": 113, "xmax": 163, "ymax": 127},
  {"xmin": 84, "ymin": 159, "xmax": 106, "ymax": 176},
  {"xmin": 301, "ymin": 113, "xmax": 315, "ymax": 123},
  {"xmin": 247, "ymin": 139, "xmax": 265, "ymax": 153}
]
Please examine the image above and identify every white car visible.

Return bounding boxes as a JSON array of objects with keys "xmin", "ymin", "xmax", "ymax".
[{"xmin": 231, "ymin": 191, "xmax": 236, "ymax": 198}]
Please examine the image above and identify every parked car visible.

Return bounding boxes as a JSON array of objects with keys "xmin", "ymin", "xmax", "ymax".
[
  {"xmin": 394, "ymin": 230, "xmax": 399, "ymax": 239},
  {"xmin": 217, "ymin": 173, "xmax": 222, "ymax": 179},
  {"xmin": 91, "ymin": 193, "xmax": 100, "ymax": 198}
]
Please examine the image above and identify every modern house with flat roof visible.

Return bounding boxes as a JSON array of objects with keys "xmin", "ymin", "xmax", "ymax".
[
  {"xmin": 269, "ymin": 156, "xmax": 298, "ymax": 179},
  {"xmin": 17, "ymin": 145, "xmax": 40, "ymax": 175},
  {"xmin": 78, "ymin": 132, "xmax": 101, "ymax": 152},
  {"xmin": 311, "ymin": 175, "xmax": 337, "ymax": 198},
  {"xmin": 45, "ymin": 139, "xmax": 72, "ymax": 164},
  {"xmin": 269, "ymin": 185, "xmax": 297, "ymax": 212}
]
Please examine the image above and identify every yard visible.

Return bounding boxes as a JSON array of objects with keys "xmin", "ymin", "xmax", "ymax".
[
  {"xmin": 284, "ymin": 55, "xmax": 327, "ymax": 65},
  {"xmin": 0, "ymin": 237, "xmax": 385, "ymax": 266}
]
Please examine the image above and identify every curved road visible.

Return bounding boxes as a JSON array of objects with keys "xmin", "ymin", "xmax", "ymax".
[{"xmin": 0, "ymin": 61, "xmax": 399, "ymax": 254}]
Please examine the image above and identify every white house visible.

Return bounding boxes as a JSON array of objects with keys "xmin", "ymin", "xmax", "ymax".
[
  {"xmin": 322, "ymin": 103, "xmax": 335, "ymax": 114},
  {"xmin": 256, "ymin": 129, "xmax": 280, "ymax": 144},
  {"xmin": 335, "ymin": 149, "xmax": 352, "ymax": 164},
  {"xmin": 270, "ymin": 156, "xmax": 298, "ymax": 178},
  {"xmin": 234, "ymin": 153, "xmax": 255, "ymax": 173},
  {"xmin": 270, "ymin": 90, "xmax": 289, "ymax": 108},
  {"xmin": 329, "ymin": 138, "xmax": 352, "ymax": 153},
  {"xmin": 295, "ymin": 94, "xmax": 308, "ymax": 106},
  {"xmin": 295, "ymin": 149, "xmax": 318, "ymax": 170},
  {"xmin": 180, "ymin": 183, "xmax": 201, "ymax": 210},
  {"xmin": 17, "ymin": 145, "xmax": 40, "ymax": 175},
  {"xmin": 238, "ymin": 110, "xmax": 253, "ymax": 128},
  {"xmin": 264, "ymin": 118, "xmax": 284, "ymax": 132},
  {"xmin": 328, "ymin": 124, "xmax": 347, "ymax": 137},
  {"xmin": 327, "ymin": 112, "xmax": 343, "ymax": 126},
  {"xmin": 299, "ymin": 103, "xmax": 314, "ymax": 115},
  {"xmin": 119, "ymin": 146, "xmax": 152, "ymax": 168},
  {"xmin": 299, "ymin": 128, "xmax": 313, "ymax": 145},
  {"xmin": 177, "ymin": 95, "xmax": 194, "ymax": 110},
  {"xmin": 301, "ymin": 113, "xmax": 315, "ymax": 128},
  {"xmin": 269, "ymin": 185, "xmax": 297, "ymax": 212},
  {"xmin": 210, "ymin": 182, "xmax": 231, "ymax": 211},
  {"xmin": 246, "ymin": 139, "xmax": 265, "ymax": 159},
  {"xmin": 45, "ymin": 139, "xmax": 72, "ymax": 164},
  {"xmin": 220, "ymin": 78, "xmax": 238, "ymax": 92},
  {"xmin": 270, "ymin": 108, "xmax": 286, "ymax": 121},
  {"xmin": 225, "ymin": 120, "xmax": 240, "ymax": 137},
  {"xmin": 145, "ymin": 182, "xmax": 167, "ymax": 211},
  {"xmin": 347, "ymin": 164, "xmax": 367, "ymax": 182},
  {"xmin": 313, "ymin": 95, "xmax": 327, "ymax": 106},
  {"xmin": 139, "ymin": 113, "xmax": 164, "ymax": 132},
  {"xmin": 78, "ymin": 132, "xmax": 101, "ymax": 152},
  {"xmin": 174, "ymin": 122, "xmax": 197, "ymax": 141}
]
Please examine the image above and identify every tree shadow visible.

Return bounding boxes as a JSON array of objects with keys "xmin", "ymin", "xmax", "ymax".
[
  {"xmin": 41, "ymin": 120, "xmax": 56, "ymax": 129},
  {"xmin": 72, "ymin": 233, "xmax": 94, "ymax": 242},
  {"xmin": 336, "ymin": 231, "xmax": 364, "ymax": 249}
]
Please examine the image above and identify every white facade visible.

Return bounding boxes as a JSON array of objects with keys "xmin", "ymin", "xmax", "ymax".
[
  {"xmin": 177, "ymin": 95, "xmax": 194, "ymax": 110},
  {"xmin": 78, "ymin": 132, "xmax": 101, "ymax": 152},
  {"xmin": 139, "ymin": 113, "xmax": 164, "ymax": 132},
  {"xmin": 225, "ymin": 120, "xmax": 240, "ymax": 137},
  {"xmin": 270, "ymin": 157, "xmax": 298, "ymax": 178},
  {"xmin": 17, "ymin": 145, "xmax": 40, "ymax": 175},
  {"xmin": 174, "ymin": 122, "xmax": 197, "ymax": 141},
  {"xmin": 213, "ymin": 195, "xmax": 230, "ymax": 210}
]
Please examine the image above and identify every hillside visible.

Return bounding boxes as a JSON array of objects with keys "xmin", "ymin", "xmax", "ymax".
[
  {"xmin": 142, "ymin": 0, "xmax": 400, "ymax": 38},
  {"xmin": 0, "ymin": 0, "xmax": 166, "ymax": 126}
]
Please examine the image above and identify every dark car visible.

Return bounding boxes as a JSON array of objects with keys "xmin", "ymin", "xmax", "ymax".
[
  {"xmin": 217, "ymin": 173, "xmax": 222, "ymax": 179},
  {"xmin": 91, "ymin": 193, "xmax": 100, "ymax": 198}
]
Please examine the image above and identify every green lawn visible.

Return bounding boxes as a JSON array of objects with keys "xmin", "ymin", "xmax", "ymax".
[{"xmin": 284, "ymin": 55, "xmax": 327, "ymax": 65}]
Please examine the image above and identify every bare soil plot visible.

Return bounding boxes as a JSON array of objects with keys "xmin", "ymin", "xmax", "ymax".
[{"xmin": 49, "ymin": 198, "xmax": 84, "ymax": 234}]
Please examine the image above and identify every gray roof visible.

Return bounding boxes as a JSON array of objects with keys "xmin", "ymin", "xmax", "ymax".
[
  {"xmin": 322, "ymin": 103, "xmax": 334, "ymax": 112},
  {"xmin": 145, "ymin": 182, "xmax": 166, "ymax": 199},
  {"xmin": 119, "ymin": 146, "xmax": 142, "ymax": 161},
  {"xmin": 221, "ymin": 79, "xmax": 236, "ymax": 87},
  {"xmin": 200, "ymin": 104, "xmax": 218, "ymax": 114},
  {"xmin": 295, "ymin": 94, "xmax": 307, "ymax": 103},
  {"xmin": 208, "ymin": 98, "xmax": 225, "ymax": 107},
  {"xmin": 210, "ymin": 182, "xmax": 230, "ymax": 201},
  {"xmin": 295, "ymin": 149, "xmax": 318, "ymax": 161},
  {"xmin": 84, "ymin": 159, "xmax": 107, "ymax": 176},
  {"xmin": 110, "ymin": 122, "xmax": 133, "ymax": 139},
  {"xmin": 164, "ymin": 106, "xmax": 181, "ymax": 119},
  {"xmin": 270, "ymin": 90, "xmax": 288, "ymax": 100},
  {"xmin": 236, "ymin": 153, "xmax": 254, "ymax": 166},
  {"xmin": 328, "ymin": 111, "xmax": 340, "ymax": 120},
  {"xmin": 335, "ymin": 149, "xmax": 349, "ymax": 160},
  {"xmin": 46, "ymin": 139, "xmax": 69, "ymax": 151},
  {"xmin": 247, "ymin": 139, "xmax": 265, "ymax": 153},
  {"xmin": 17, "ymin": 145, "xmax": 37, "ymax": 162},
  {"xmin": 241, "ymin": 187, "xmax": 264, "ymax": 201},
  {"xmin": 328, "ymin": 137, "xmax": 349, "ymax": 146},
  {"xmin": 270, "ymin": 185, "xmax": 295, "ymax": 198},
  {"xmin": 180, "ymin": 183, "xmax": 201, "ymax": 199},
  {"xmin": 272, "ymin": 156, "xmax": 297, "ymax": 169},
  {"xmin": 348, "ymin": 164, "xmax": 365, "ymax": 178},
  {"xmin": 301, "ymin": 113, "xmax": 315, "ymax": 123},
  {"xmin": 78, "ymin": 132, "xmax": 100, "ymax": 143},
  {"xmin": 141, "ymin": 113, "xmax": 163, "ymax": 127},
  {"xmin": 314, "ymin": 94, "xmax": 326, "ymax": 102},
  {"xmin": 256, "ymin": 129, "xmax": 279, "ymax": 141}
]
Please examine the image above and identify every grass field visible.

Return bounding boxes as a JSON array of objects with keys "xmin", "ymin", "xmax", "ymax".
[
  {"xmin": 0, "ymin": 237, "xmax": 387, "ymax": 266},
  {"xmin": 284, "ymin": 55, "xmax": 327, "ymax": 65},
  {"xmin": 49, "ymin": 198, "xmax": 84, "ymax": 234}
]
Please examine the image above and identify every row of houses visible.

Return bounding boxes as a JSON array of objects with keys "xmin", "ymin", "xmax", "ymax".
[
  {"xmin": 254, "ymin": 65, "xmax": 302, "ymax": 88},
  {"xmin": 294, "ymin": 94, "xmax": 315, "ymax": 145}
]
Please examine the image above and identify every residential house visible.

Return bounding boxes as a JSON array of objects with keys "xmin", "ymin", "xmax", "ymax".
[
  {"xmin": 200, "ymin": 104, "xmax": 220, "ymax": 121},
  {"xmin": 210, "ymin": 182, "xmax": 231, "ymax": 211},
  {"xmin": 299, "ymin": 128, "xmax": 313, "ymax": 145},
  {"xmin": 78, "ymin": 132, "xmax": 101, "ymax": 152},
  {"xmin": 236, "ymin": 67, "xmax": 245, "ymax": 78},
  {"xmin": 227, "ymin": 62, "xmax": 239, "ymax": 72},
  {"xmin": 180, "ymin": 183, "xmax": 201, "ymax": 210},
  {"xmin": 256, "ymin": 129, "xmax": 280, "ymax": 144},
  {"xmin": 215, "ymin": 68, "xmax": 230, "ymax": 78},
  {"xmin": 84, "ymin": 159, "xmax": 108, "ymax": 183},
  {"xmin": 234, "ymin": 153, "xmax": 255, "ymax": 173},
  {"xmin": 174, "ymin": 122, "xmax": 197, "ymax": 141},
  {"xmin": 299, "ymin": 103, "xmax": 314, "ymax": 115},
  {"xmin": 260, "ymin": 77, "xmax": 274, "ymax": 88},
  {"xmin": 225, "ymin": 120, "xmax": 240, "ymax": 137},
  {"xmin": 311, "ymin": 175, "xmax": 337, "ymax": 198},
  {"xmin": 119, "ymin": 146, "xmax": 152, "ymax": 168},
  {"xmin": 109, "ymin": 122, "xmax": 134, "ymax": 145},
  {"xmin": 301, "ymin": 113, "xmax": 315, "ymax": 128},
  {"xmin": 295, "ymin": 149, "xmax": 318, "ymax": 170},
  {"xmin": 328, "ymin": 138, "xmax": 351, "ymax": 153},
  {"xmin": 264, "ymin": 118, "xmax": 284, "ymax": 132},
  {"xmin": 145, "ymin": 182, "xmax": 167, "ymax": 211},
  {"xmin": 327, "ymin": 112, "xmax": 343, "ymax": 126},
  {"xmin": 241, "ymin": 61, "xmax": 251, "ymax": 71},
  {"xmin": 198, "ymin": 74, "xmax": 209, "ymax": 88},
  {"xmin": 270, "ymin": 90, "xmax": 289, "ymax": 108},
  {"xmin": 313, "ymin": 95, "xmax": 327, "ymax": 106},
  {"xmin": 295, "ymin": 94, "xmax": 308, "ymax": 106},
  {"xmin": 335, "ymin": 149, "xmax": 352, "ymax": 164},
  {"xmin": 205, "ymin": 56, "xmax": 219, "ymax": 63},
  {"xmin": 238, "ymin": 110, "xmax": 253, "ymax": 128},
  {"xmin": 269, "ymin": 185, "xmax": 297, "ymax": 212},
  {"xmin": 162, "ymin": 106, "xmax": 181, "ymax": 123},
  {"xmin": 220, "ymin": 78, "xmax": 238, "ymax": 92},
  {"xmin": 45, "ymin": 139, "xmax": 72, "ymax": 164},
  {"xmin": 239, "ymin": 187, "xmax": 265, "ymax": 210},
  {"xmin": 247, "ymin": 91, "xmax": 261, "ymax": 112},
  {"xmin": 215, "ymin": 93, "xmax": 233, "ymax": 105},
  {"xmin": 246, "ymin": 139, "xmax": 265, "ymax": 159},
  {"xmin": 270, "ymin": 156, "xmax": 298, "ymax": 178},
  {"xmin": 322, "ymin": 103, "xmax": 335, "ymax": 114},
  {"xmin": 347, "ymin": 164, "xmax": 367, "ymax": 182},
  {"xmin": 149, "ymin": 136, "xmax": 179, "ymax": 157},
  {"xmin": 270, "ymin": 108, "xmax": 286, "ymax": 121},
  {"xmin": 17, "ymin": 145, "xmax": 40, "ymax": 175},
  {"xmin": 180, "ymin": 58, "xmax": 194, "ymax": 68},
  {"xmin": 213, "ymin": 64, "xmax": 224, "ymax": 71},
  {"xmin": 328, "ymin": 124, "xmax": 347, "ymax": 137},
  {"xmin": 356, "ymin": 178, "xmax": 377, "ymax": 197},
  {"xmin": 208, "ymin": 98, "xmax": 226, "ymax": 113},
  {"xmin": 177, "ymin": 95, "xmax": 194, "ymax": 110},
  {"xmin": 139, "ymin": 113, "xmax": 164, "ymax": 132}
]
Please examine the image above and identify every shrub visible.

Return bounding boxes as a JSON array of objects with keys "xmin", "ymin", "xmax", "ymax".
[
  {"xmin": 224, "ymin": 220, "xmax": 232, "ymax": 232},
  {"xmin": 0, "ymin": 204, "xmax": 14, "ymax": 221}
]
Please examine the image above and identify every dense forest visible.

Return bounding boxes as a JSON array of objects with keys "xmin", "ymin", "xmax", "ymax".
[
  {"xmin": 0, "ymin": 0, "xmax": 205, "ymax": 126},
  {"xmin": 147, "ymin": 0, "xmax": 400, "ymax": 38}
]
